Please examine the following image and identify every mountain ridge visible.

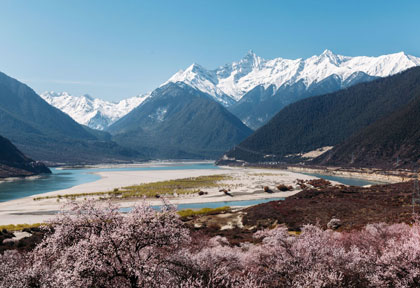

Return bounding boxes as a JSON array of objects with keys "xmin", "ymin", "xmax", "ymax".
[
  {"xmin": 166, "ymin": 49, "xmax": 420, "ymax": 103},
  {"xmin": 108, "ymin": 83, "xmax": 253, "ymax": 159}
]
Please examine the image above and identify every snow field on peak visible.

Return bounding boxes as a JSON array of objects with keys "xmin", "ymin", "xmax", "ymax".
[
  {"xmin": 166, "ymin": 50, "xmax": 420, "ymax": 103},
  {"xmin": 41, "ymin": 91, "xmax": 150, "ymax": 130}
]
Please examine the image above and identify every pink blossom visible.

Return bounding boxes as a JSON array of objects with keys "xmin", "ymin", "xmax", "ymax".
[{"xmin": 3, "ymin": 200, "xmax": 420, "ymax": 287}]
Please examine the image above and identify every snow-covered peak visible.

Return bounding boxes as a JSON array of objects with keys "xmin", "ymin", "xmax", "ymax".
[
  {"xmin": 316, "ymin": 49, "xmax": 344, "ymax": 66},
  {"xmin": 165, "ymin": 50, "xmax": 420, "ymax": 102},
  {"xmin": 320, "ymin": 49, "xmax": 337, "ymax": 58},
  {"xmin": 165, "ymin": 63, "xmax": 228, "ymax": 104},
  {"xmin": 41, "ymin": 91, "xmax": 150, "ymax": 130},
  {"xmin": 238, "ymin": 49, "xmax": 262, "ymax": 68}
]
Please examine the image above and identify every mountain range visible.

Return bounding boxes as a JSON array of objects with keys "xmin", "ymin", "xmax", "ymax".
[
  {"xmin": 43, "ymin": 50, "xmax": 420, "ymax": 130},
  {"xmin": 41, "ymin": 91, "xmax": 149, "ymax": 130},
  {"xmin": 219, "ymin": 66, "xmax": 420, "ymax": 168},
  {"xmin": 170, "ymin": 50, "xmax": 420, "ymax": 128},
  {"xmin": 2, "ymin": 50, "xmax": 420, "ymax": 165}
]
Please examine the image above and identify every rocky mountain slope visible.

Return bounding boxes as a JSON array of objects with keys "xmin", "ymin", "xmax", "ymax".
[
  {"xmin": 108, "ymin": 83, "xmax": 253, "ymax": 159},
  {"xmin": 0, "ymin": 135, "xmax": 51, "ymax": 178},
  {"xmin": 218, "ymin": 67, "xmax": 420, "ymax": 164}
]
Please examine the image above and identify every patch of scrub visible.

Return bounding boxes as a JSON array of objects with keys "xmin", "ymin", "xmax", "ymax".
[{"xmin": 33, "ymin": 175, "xmax": 232, "ymax": 201}]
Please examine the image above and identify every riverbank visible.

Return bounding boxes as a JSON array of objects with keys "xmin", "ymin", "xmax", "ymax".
[
  {"xmin": 286, "ymin": 165, "xmax": 414, "ymax": 183},
  {"xmin": 0, "ymin": 166, "xmax": 317, "ymax": 225},
  {"xmin": 57, "ymin": 160, "xmax": 216, "ymax": 169},
  {"xmin": 217, "ymin": 161, "xmax": 408, "ymax": 183}
]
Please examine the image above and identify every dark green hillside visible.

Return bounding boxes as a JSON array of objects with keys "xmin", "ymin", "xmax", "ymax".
[
  {"xmin": 219, "ymin": 67, "xmax": 420, "ymax": 163},
  {"xmin": 0, "ymin": 72, "xmax": 92, "ymax": 139},
  {"xmin": 0, "ymin": 72, "xmax": 139, "ymax": 164},
  {"xmin": 315, "ymin": 95, "xmax": 420, "ymax": 168},
  {"xmin": 0, "ymin": 135, "xmax": 51, "ymax": 178},
  {"xmin": 108, "ymin": 83, "xmax": 253, "ymax": 159}
]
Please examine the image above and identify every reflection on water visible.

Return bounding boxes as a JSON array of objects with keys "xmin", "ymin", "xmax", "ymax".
[{"xmin": 0, "ymin": 163, "xmax": 218, "ymax": 202}]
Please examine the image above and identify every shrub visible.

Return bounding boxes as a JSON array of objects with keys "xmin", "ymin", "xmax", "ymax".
[
  {"xmin": 307, "ymin": 178, "xmax": 332, "ymax": 188},
  {"xmin": 277, "ymin": 184, "xmax": 293, "ymax": 191},
  {"xmin": 177, "ymin": 206, "xmax": 230, "ymax": 218}
]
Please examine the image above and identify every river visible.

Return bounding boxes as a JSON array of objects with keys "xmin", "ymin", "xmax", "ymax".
[{"xmin": 0, "ymin": 163, "xmax": 385, "ymax": 205}]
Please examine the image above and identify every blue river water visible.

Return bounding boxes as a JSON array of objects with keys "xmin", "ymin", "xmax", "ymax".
[
  {"xmin": 301, "ymin": 173, "xmax": 385, "ymax": 187},
  {"xmin": 118, "ymin": 197, "xmax": 286, "ymax": 212}
]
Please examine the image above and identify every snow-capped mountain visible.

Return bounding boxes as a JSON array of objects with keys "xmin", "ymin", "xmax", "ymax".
[
  {"xmin": 166, "ymin": 49, "xmax": 420, "ymax": 104},
  {"xmin": 41, "ymin": 50, "xmax": 420, "ymax": 131},
  {"xmin": 41, "ymin": 91, "xmax": 150, "ymax": 130},
  {"xmin": 166, "ymin": 49, "xmax": 420, "ymax": 128}
]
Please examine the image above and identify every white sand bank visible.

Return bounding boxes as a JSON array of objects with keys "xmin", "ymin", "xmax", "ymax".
[{"xmin": 0, "ymin": 167, "xmax": 317, "ymax": 225}]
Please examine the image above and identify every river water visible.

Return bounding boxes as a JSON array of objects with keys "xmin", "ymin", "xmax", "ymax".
[{"xmin": 301, "ymin": 172, "xmax": 385, "ymax": 187}]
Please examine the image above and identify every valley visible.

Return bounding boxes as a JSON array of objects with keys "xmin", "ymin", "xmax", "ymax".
[
  {"xmin": 2, "ymin": 36, "xmax": 420, "ymax": 288},
  {"xmin": 2, "ymin": 50, "xmax": 420, "ymax": 230},
  {"xmin": 3, "ymin": 2, "xmax": 420, "ymax": 286},
  {"xmin": 1, "ymin": 49, "xmax": 420, "ymax": 218},
  {"xmin": 0, "ymin": 163, "xmax": 319, "ymax": 225},
  {"xmin": 3, "ymin": 50, "xmax": 417, "ymax": 166}
]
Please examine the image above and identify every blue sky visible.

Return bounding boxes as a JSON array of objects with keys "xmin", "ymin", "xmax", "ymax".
[{"xmin": 0, "ymin": 0, "xmax": 419, "ymax": 101}]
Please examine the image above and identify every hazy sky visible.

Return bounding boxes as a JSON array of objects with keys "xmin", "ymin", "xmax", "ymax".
[{"xmin": 0, "ymin": 0, "xmax": 419, "ymax": 101}]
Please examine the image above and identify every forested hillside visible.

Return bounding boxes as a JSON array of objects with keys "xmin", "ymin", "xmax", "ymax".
[
  {"xmin": 109, "ymin": 83, "xmax": 253, "ymax": 159},
  {"xmin": 314, "ymin": 95, "xmax": 420, "ymax": 168},
  {"xmin": 219, "ymin": 67, "xmax": 420, "ymax": 163}
]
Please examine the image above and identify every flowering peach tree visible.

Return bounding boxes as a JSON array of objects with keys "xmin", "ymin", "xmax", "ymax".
[{"xmin": 2, "ymin": 200, "xmax": 420, "ymax": 287}]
